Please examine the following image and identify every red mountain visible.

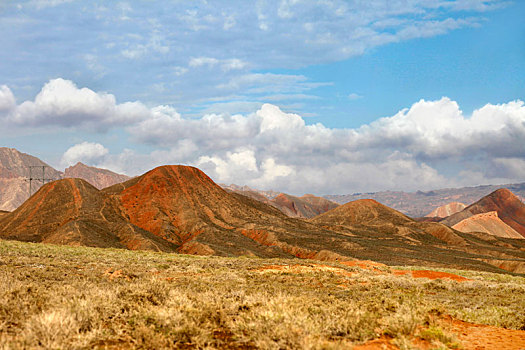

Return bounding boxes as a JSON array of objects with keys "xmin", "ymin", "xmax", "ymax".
[
  {"xmin": 0, "ymin": 178, "xmax": 175, "ymax": 251},
  {"xmin": 103, "ymin": 165, "xmax": 345, "ymax": 259},
  {"xmin": 1, "ymin": 164, "xmax": 524, "ymax": 274},
  {"xmin": 442, "ymin": 189, "xmax": 525, "ymax": 238},
  {"xmin": 452, "ymin": 211, "xmax": 523, "ymax": 239}
]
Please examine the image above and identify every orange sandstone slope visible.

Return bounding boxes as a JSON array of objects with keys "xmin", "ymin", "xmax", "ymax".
[
  {"xmin": 310, "ymin": 199, "xmax": 525, "ymax": 273},
  {"xmin": 452, "ymin": 211, "xmax": 523, "ymax": 239},
  {"xmin": 100, "ymin": 166, "xmax": 524, "ymax": 270},
  {"xmin": 426, "ymin": 202, "xmax": 466, "ymax": 218},
  {"xmin": 310, "ymin": 198, "xmax": 466, "ymax": 245},
  {"xmin": 442, "ymin": 189, "xmax": 525, "ymax": 238},
  {"xmin": 103, "ymin": 165, "xmax": 349, "ymax": 259},
  {"xmin": 0, "ymin": 178, "xmax": 175, "ymax": 251}
]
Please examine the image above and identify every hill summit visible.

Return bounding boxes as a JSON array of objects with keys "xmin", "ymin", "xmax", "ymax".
[{"xmin": 442, "ymin": 188, "xmax": 525, "ymax": 238}]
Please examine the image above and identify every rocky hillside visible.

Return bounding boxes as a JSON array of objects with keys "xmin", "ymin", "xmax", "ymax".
[
  {"xmin": 224, "ymin": 186, "xmax": 339, "ymax": 219},
  {"xmin": 0, "ymin": 147, "xmax": 129, "ymax": 211},
  {"xmin": 2, "ymin": 164, "xmax": 524, "ymax": 274},
  {"xmin": 326, "ymin": 184, "xmax": 525, "ymax": 218},
  {"xmin": 64, "ymin": 162, "xmax": 130, "ymax": 189},
  {"xmin": 452, "ymin": 211, "xmax": 523, "ymax": 239},
  {"xmin": 0, "ymin": 178, "xmax": 174, "ymax": 251},
  {"xmin": 442, "ymin": 188, "xmax": 525, "ymax": 238},
  {"xmin": 426, "ymin": 202, "xmax": 466, "ymax": 218}
]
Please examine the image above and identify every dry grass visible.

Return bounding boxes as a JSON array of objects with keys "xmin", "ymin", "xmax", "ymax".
[{"xmin": 0, "ymin": 239, "xmax": 524, "ymax": 349}]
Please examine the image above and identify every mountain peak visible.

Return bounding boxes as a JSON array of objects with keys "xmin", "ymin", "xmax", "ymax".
[
  {"xmin": 442, "ymin": 188, "xmax": 525, "ymax": 238},
  {"xmin": 63, "ymin": 162, "xmax": 129, "ymax": 190}
]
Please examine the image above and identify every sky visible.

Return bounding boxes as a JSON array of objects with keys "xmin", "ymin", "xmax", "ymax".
[{"xmin": 0, "ymin": 0, "xmax": 524, "ymax": 195}]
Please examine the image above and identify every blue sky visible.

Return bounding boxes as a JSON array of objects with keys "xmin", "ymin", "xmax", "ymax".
[{"xmin": 0, "ymin": 0, "xmax": 524, "ymax": 195}]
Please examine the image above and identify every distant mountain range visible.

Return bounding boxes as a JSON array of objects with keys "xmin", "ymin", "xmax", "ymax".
[
  {"xmin": 222, "ymin": 184, "xmax": 339, "ymax": 219},
  {"xmin": 0, "ymin": 147, "xmax": 130, "ymax": 211},
  {"xmin": 326, "ymin": 185, "xmax": 525, "ymax": 218}
]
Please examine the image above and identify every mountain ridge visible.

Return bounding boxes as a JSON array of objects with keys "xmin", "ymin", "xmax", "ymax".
[
  {"xmin": 0, "ymin": 147, "xmax": 129, "ymax": 211},
  {"xmin": 2, "ymin": 164, "xmax": 524, "ymax": 274}
]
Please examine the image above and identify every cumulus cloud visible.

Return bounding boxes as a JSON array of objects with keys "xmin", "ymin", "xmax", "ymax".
[
  {"xmin": 0, "ymin": 85, "xmax": 16, "ymax": 114},
  {"xmin": 358, "ymin": 98, "xmax": 525, "ymax": 160},
  {"xmin": 124, "ymin": 97, "xmax": 525, "ymax": 194},
  {"xmin": 2, "ymin": 79, "xmax": 149, "ymax": 130},
  {"xmin": 61, "ymin": 142, "xmax": 109, "ymax": 167},
  {"xmin": 10, "ymin": 79, "xmax": 525, "ymax": 194}
]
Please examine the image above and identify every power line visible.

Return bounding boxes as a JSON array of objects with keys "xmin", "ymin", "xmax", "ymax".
[{"xmin": 27, "ymin": 166, "xmax": 55, "ymax": 197}]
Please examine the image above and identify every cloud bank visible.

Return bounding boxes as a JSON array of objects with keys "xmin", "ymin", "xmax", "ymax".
[{"xmin": 3, "ymin": 79, "xmax": 522, "ymax": 195}]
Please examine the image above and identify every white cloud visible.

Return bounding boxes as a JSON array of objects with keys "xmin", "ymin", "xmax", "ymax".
[
  {"xmin": 29, "ymin": 0, "xmax": 74, "ymax": 9},
  {"xmin": 0, "ymin": 85, "xmax": 16, "ymax": 114},
  {"xmin": 61, "ymin": 142, "xmax": 109, "ymax": 167},
  {"xmin": 189, "ymin": 57, "xmax": 247, "ymax": 71},
  {"xmin": 7, "ymin": 79, "xmax": 525, "ymax": 194},
  {"xmin": 3, "ymin": 79, "xmax": 149, "ymax": 130},
  {"xmin": 121, "ymin": 31, "xmax": 169, "ymax": 59},
  {"xmin": 2, "ymin": 0, "xmax": 506, "ymax": 112},
  {"xmin": 189, "ymin": 57, "xmax": 219, "ymax": 68},
  {"xmin": 348, "ymin": 93, "xmax": 362, "ymax": 100},
  {"xmin": 123, "ymin": 97, "xmax": 525, "ymax": 194}
]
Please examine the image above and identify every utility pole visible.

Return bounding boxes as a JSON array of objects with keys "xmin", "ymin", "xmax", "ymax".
[{"xmin": 27, "ymin": 165, "xmax": 54, "ymax": 197}]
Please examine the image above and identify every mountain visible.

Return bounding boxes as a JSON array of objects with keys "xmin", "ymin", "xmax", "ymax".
[
  {"xmin": 103, "ymin": 165, "xmax": 347, "ymax": 258},
  {"xmin": 0, "ymin": 178, "xmax": 175, "ymax": 251},
  {"xmin": 452, "ymin": 211, "xmax": 523, "ymax": 239},
  {"xmin": 310, "ymin": 199, "xmax": 465, "ymax": 245},
  {"xmin": 0, "ymin": 147, "xmax": 62, "ymax": 211},
  {"xmin": 326, "ymin": 183, "xmax": 525, "ymax": 217},
  {"xmin": 0, "ymin": 147, "xmax": 129, "ymax": 211},
  {"xmin": 264, "ymin": 193, "xmax": 339, "ymax": 218},
  {"xmin": 224, "ymin": 186, "xmax": 339, "ymax": 219},
  {"xmin": 63, "ymin": 162, "xmax": 130, "ymax": 189},
  {"xmin": 442, "ymin": 189, "xmax": 525, "ymax": 238},
  {"xmin": 221, "ymin": 184, "xmax": 281, "ymax": 199},
  {"xmin": 426, "ymin": 202, "xmax": 466, "ymax": 218},
  {"xmin": 1, "ymin": 164, "xmax": 524, "ymax": 274},
  {"xmin": 310, "ymin": 199, "xmax": 525, "ymax": 273}
]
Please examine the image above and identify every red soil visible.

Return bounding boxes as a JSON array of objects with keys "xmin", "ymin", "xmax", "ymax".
[
  {"xmin": 392, "ymin": 269, "xmax": 470, "ymax": 282},
  {"xmin": 353, "ymin": 336, "xmax": 397, "ymax": 350},
  {"xmin": 355, "ymin": 316, "xmax": 525, "ymax": 350},
  {"xmin": 442, "ymin": 315, "xmax": 525, "ymax": 350}
]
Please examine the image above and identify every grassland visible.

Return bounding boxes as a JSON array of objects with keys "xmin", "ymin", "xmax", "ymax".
[{"xmin": 0, "ymin": 239, "xmax": 524, "ymax": 349}]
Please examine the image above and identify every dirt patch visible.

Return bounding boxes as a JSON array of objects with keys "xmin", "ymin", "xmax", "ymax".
[
  {"xmin": 353, "ymin": 336, "xmax": 397, "ymax": 350},
  {"xmin": 441, "ymin": 315, "xmax": 525, "ymax": 350},
  {"xmin": 392, "ymin": 269, "xmax": 470, "ymax": 282},
  {"xmin": 103, "ymin": 268, "xmax": 137, "ymax": 281}
]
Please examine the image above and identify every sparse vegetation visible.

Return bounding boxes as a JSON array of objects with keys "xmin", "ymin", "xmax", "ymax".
[{"xmin": 0, "ymin": 239, "xmax": 524, "ymax": 349}]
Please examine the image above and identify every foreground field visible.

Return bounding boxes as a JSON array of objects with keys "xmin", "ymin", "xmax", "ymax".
[{"xmin": 0, "ymin": 240, "xmax": 524, "ymax": 349}]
